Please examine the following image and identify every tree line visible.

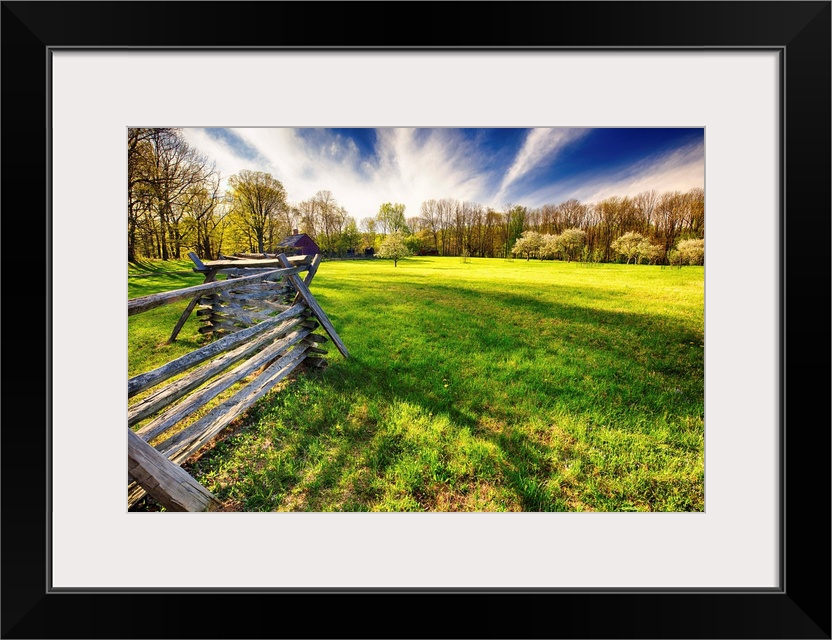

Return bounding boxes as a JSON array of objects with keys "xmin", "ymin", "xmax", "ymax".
[
  {"xmin": 395, "ymin": 189, "xmax": 704, "ymax": 265},
  {"xmin": 128, "ymin": 128, "xmax": 360, "ymax": 261},
  {"xmin": 128, "ymin": 128, "xmax": 704, "ymax": 265}
]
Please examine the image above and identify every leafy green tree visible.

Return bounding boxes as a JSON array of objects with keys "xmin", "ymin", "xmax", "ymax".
[
  {"xmin": 667, "ymin": 248, "xmax": 683, "ymax": 268},
  {"xmin": 377, "ymin": 231, "xmax": 412, "ymax": 266},
  {"xmin": 503, "ymin": 204, "xmax": 527, "ymax": 258},
  {"xmin": 228, "ymin": 170, "xmax": 288, "ymax": 253},
  {"xmin": 404, "ymin": 231, "xmax": 426, "ymax": 255},
  {"xmin": 359, "ymin": 217, "xmax": 378, "ymax": 251},
  {"xmin": 128, "ymin": 128, "xmax": 215, "ymax": 260},
  {"xmin": 377, "ymin": 202, "xmax": 408, "ymax": 235},
  {"xmin": 339, "ymin": 217, "xmax": 362, "ymax": 255}
]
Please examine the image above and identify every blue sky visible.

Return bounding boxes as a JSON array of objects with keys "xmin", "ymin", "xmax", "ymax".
[{"xmin": 181, "ymin": 127, "xmax": 704, "ymax": 220}]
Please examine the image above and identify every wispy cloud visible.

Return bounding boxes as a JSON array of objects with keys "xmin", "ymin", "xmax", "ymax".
[
  {"xmin": 180, "ymin": 127, "xmax": 703, "ymax": 219},
  {"xmin": 492, "ymin": 128, "xmax": 589, "ymax": 205},
  {"xmin": 522, "ymin": 140, "xmax": 705, "ymax": 207},
  {"xmin": 183, "ymin": 127, "xmax": 496, "ymax": 220}
]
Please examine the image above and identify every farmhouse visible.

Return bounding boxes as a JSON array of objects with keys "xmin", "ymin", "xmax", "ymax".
[{"xmin": 276, "ymin": 229, "xmax": 320, "ymax": 257}]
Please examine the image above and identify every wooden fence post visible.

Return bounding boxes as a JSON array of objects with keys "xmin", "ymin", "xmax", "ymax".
[
  {"xmin": 127, "ymin": 429, "xmax": 220, "ymax": 512},
  {"xmin": 277, "ymin": 253, "xmax": 350, "ymax": 359},
  {"xmin": 167, "ymin": 253, "xmax": 218, "ymax": 343}
]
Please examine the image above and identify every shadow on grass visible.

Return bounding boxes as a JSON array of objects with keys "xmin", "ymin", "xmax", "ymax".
[{"xmin": 183, "ymin": 278, "xmax": 703, "ymax": 512}]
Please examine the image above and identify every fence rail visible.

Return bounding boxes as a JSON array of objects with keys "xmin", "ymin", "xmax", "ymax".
[{"xmin": 127, "ymin": 252, "xmax": 347, "ymax": 511}]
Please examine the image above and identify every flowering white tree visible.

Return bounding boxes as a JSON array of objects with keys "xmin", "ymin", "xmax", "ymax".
[
  {"xmin": 636, "ymin": 240, "xmax": 663, "ymax": 265},
  {"xmin": 376, "ymin": 231, "xmax": 412, "ymax": 267},
  {"xmin": 677, "ymin": 238, "xmax": 705, "ymax": 265},
  {"xmin": 611, "ymin": 231, "xmax": 646, "ymax": 264},
  {"xmin": 557, "ymin": 228, "xmax": 587, "ymax": 262},
  {"xmin": 511, "ymin": 230, "xmax": 543, "ymax": 261},
  {"xmin": 539, "ymin": 233, "xmax": 560, "ymax": 260}
]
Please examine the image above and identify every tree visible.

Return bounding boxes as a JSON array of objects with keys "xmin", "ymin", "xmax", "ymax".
[
  {"xmin": 314, "ymin": 190, "xmax": 347, "ymax": 256},
  {"xmin": 667, "ymin": 248, "xmax": 683, "ymax": 269},
  {"xmin": 340, "ymin": 217, "xmax": 362, "ymax": 254},
  {"xmin": 228, "ymin": 170, "xmax": 288, "ymax": 253},
  {"xmin": 184, "ymin": 174, "xmax": 227, "ymax": 259},
  {"xmin": 377, "ymin": 202, "xmax": 408, "ymax": 235},
  {"xmin": 611, "ymin": 231, "xmax": 646, "ymax": 264},
  {"xmin": 655, "ymin": 190, "xmax": 686, "ymax": 258},
  {"xmin": 634, "ymin": 190, "xmax": 659, "ymax": 234},
  {"xmin": 682, "ymin": 187, "xmax": 705, "ymax": 236},
  {"xmin": 677, "ymin": 238, "xmax": 705, "ymax": 265},
  {"xmin": 512, "ymin": 230, "xmax": 543, "ymax": 260},
  {"xmin": 539, "ymin": 233, "xmax": 560, "ymax": 260},
  {"xmin": 557, "ymin": 228, "xmax": 587, "ymax": 262},
  {"xmin": 419, "ymin": 199, "xmax": 441, "ymax": 254},
  {"xmin": 359, "ymin": 216, "xmax": 378, "ymax": 251},
  {"xmin": 404, "ymin": 231, "xmax": 427, "ymax": 255},
  {"xmin": 127, "ymin": 127, "xmax": 156, "ymax": 261},
  {"xmin": 636, "ymin": 240, "xmax": 663, "ymax": 265},
  {"xmin": 376, "ymin": 231, "xmax": 412, "ymax": 266},
  {"xmin": 127, "ymin": 128, "xmax": 216, "ymax": 260},
  {"xmin": 503, "ymin": 204, "xmax": 527, "ymax": 258}
]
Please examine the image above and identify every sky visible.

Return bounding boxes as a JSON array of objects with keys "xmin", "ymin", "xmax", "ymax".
[{"xmin": 180, "ymin": 127, "xmax": 704, "ymax": 221}]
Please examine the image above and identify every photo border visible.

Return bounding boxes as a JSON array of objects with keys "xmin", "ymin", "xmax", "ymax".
[{"xmin": 2, "ymin": 2, "xmax": 829, "ymax": 638}]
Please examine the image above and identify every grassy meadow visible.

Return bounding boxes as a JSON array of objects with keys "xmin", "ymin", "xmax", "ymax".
[{"xmin": 128, "ymin": 256, "xmax": 704, "ymax": 512}]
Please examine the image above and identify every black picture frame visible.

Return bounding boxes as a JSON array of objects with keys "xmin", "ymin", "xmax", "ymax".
[{"xmin": 2, "ymin": 2, "xmax": 829, "ymax": 638}]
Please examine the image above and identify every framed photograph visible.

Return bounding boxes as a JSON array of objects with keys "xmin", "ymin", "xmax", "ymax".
[{"xmin": 3, "ymin": 1, "xmax": 829, "ymax": 638}]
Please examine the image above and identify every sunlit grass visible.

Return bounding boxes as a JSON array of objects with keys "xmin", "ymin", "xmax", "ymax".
[{"xmin": 129, "ymin": 256, "xmax": 704, "ymax": 512}]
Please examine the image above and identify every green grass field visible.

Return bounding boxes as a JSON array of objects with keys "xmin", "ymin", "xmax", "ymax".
[{"xmin": 128, "ymin": 256, "xmax": 704, "ymax": 512}]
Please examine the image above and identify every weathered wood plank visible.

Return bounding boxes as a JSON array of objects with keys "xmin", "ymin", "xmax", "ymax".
[
  {"xmin": 221, "ymin": 289, "xmax": 293, "ymax": 303},
  {"xmin": 209, "ymin": 302, "xmax": 270, "ymax": 327},
  {"xmin": 198, "ymin": 320, "xmax": 243, "ymax": 335},
  {"xmin": 277, "ymin": 253, "xmax": 349, "ymax": 359},
  {"xmin": 304, "ymin": 253, "xmax": 322, "ymax": 285},
  {"xmin": 300, "ymin": 343, "xmax": 328, "ymax": 355},
  {"xmin": 167, "ymin": 268, "xmax": 218, "ymax": 344},
  {"xmin": 211, "ymin": 268, "xmax": 295, "ymax": 278},
  {"xmin": 158, "ymin": 345, "xmax": 310, "ymax": 462},
  {"xmin": 197, "ymin": 255, "xmax": 312, "ymax": 271},
  {"xmin": 129, "ymin": 268, "xmax": 301, "ymax": 316},
  {"xmin": 135, "ymin": 327, "xmax": 312, "ymax": 443},
  {"xmin": 128, "ymin": 304, "xmax": 308, "ymax": 397},
  {"xmin": 305, "ymin": 333, "xmax": 328, "ymax": 344},
  {"xmin": 128, "ymin": 315, "xmax": 310, "ymax": 426},
  {"xmin": 127, "ymin": 429, "xmax": 220, "ymax": 512},
  {"xmin": 208, "ymin": 303, "xmax": 293, "ymax": 320},
  {"xmin": 221, "ymin": 288, "xmax": 295, "ymax": 307},
  {"xmin": 188, "ymin": 251, "xmax": 208, "ymax": 270},
  {"xmin": 293, "ymin": 253, "xmax": 322, "ymax": 304}
]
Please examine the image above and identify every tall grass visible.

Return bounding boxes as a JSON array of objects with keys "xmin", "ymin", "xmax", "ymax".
[{"xmin": 129, "ymin": 257, "xmax": 704, "ymax": 512}]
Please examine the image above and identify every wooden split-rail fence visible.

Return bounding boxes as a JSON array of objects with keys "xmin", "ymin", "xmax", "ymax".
[{"xmin": 127, "ymin": 252, "xmax": 348, "ymax": 512}]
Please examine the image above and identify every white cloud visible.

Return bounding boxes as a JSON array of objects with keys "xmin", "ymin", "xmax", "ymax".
[
  {"xmin": 178, "ymin": 128, "xmax": 261, "ymax": 183},
  {"xmin": 183, "ymin": 127, "xmax": 496, "ymax": 220},
  {"xmin": 179, "ymin": 127, "xmax": 704, "ymax": 219},
  {"xmin": 522, "ymin": 140, "xmax": 705, "ymax": 207},
  {"xmin": 578, "ymin": 141, "xmax": 705, "ymax": 204},
  {"xmin": 492, "ymin": 128, "xmax": 589, "ymax": 205}
]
